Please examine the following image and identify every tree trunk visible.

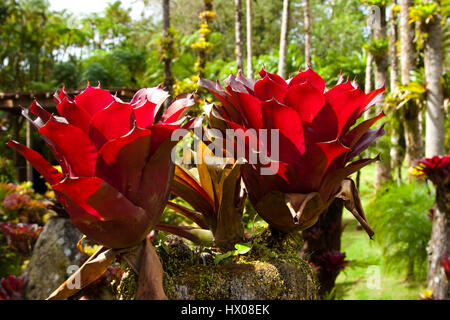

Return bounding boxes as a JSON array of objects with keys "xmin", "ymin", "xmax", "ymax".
[
  {"xmin": 162, "ymin": 0, "xmax": 174, "ymax": 98},
  {"xmin": 278, "ymin": 0, "xmax": 290, "ymax": 78},
  {"xmin": 399, "ymin": 0, "xmax": 424, "ymax": 167},
  {"xmin": 373, "ymin": 5, "xmax": 392, "ymax": 189},
  {"xmin": 304, "ymin": 0, "xmax": 311, "ymax": 67},
  {"xmin": 427, "ymin": 183, "xmax": 450, "ymax": 299},
  {"xmin": 365, "ymin": 35, "xmax": 373, "ymax": 96},
  {"xmin": 301, "ymin": 199, "xmax": 345, "ymax": 298},
  {"xmin": 423, "ymin": 1, "xmax": 445, "ymax": 157},
  {"xmin": 235, "ymin": 0, "xmax": 244, "ymax": 73},
  {"xmin": 389, "ymin": 1, "xmax": 403, "ymax": 186},
  {"xmin": 246, "ymin": 0, "xmax": 254, "ymax": 79}
]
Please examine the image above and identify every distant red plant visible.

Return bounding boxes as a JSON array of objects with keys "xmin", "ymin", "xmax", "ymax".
[
  {"xmin": 441, "ymin": 253, "xmax": 450, "ymax": 282},
  {"xmin": 0, "ymin": 275, "xmax": 26, "ymax": 300},
  {"xmin": 319, "ymin": 250, "xmax": 349, "ymax": 272},
  {"xmin": 0, "ymin": 222, "xmax": 42, "ymax": 255},
  {"xmin": 2, "ymin": 193, "xmax": 32, "ymax": 211},
  {"xmin": 414, "ymin": 154, "xmax": 450, "ymax": 185}
]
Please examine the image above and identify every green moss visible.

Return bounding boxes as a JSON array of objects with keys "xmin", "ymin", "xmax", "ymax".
[
  {"xmin": 116, "ymin": 264, "xmax": 138, "ymax": 300},
  {"xmin": 117, "ymin": 230, "xmax": 318, "ymax": 300}
]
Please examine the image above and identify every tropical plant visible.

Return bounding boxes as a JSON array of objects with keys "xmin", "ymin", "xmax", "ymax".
[
  {"xmin": 157, "ymin": 139, "xmax": 246, "ymax": 250},
  {"xmin": 7, "ymin": 84, "xmax": 197, "ymax": 300},
  {"xmin": 0, "ymin": 275, "xmax": 26, "ymax": 300},
  {"xmin": 366, "ymin": 181, "xmax": 434, "ymax": 279},
  {"xmin": 199, "ymin": 67, "xmax": 385, "ymax": 236},
  {"xmin": 0, "ymin": 222, "xmax": 42, "ymax": 256}
]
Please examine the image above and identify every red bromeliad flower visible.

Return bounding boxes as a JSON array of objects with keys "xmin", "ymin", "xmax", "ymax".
[
  {"xmin": 0, "ymin": 275, "xmax": 26, "ymax": 300},
  {"xmin": 414, "ymin": 154, "xmax": 450, "ymax": 185},
  {"xmin": 8, "ymin": 85, "xmax": 195, "ymax": 249},
  {"xmin": 0, "ymin": 222, "xmax": 42, "ymax": 256},
  {"xmin": 319, "ymin": 250, "xmax": 349, "ymax": 272},
  {"xmin": 199, "ymin": 67, "xmax": 385, "ymax": 235}
]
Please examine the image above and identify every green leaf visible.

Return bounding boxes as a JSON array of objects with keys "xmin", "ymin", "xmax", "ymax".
[
  {"xmin": 214, "ymin": 250, "xmax": 235, "ymax": 264},
  {"xmin": 234, "ymin": 243, "xmax": 252, "ymax": 255}
]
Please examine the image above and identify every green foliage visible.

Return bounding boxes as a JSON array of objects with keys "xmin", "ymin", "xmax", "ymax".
[
  {"xmin": 364, "ymin": 38, "xmax": 389, "ymax": 59},
  {"xmin": 410, "ymin": 0, "xmax": 438, "ymax": 25},
  {"xmin": 80, "ymin": 50, "xmax": 132, "ymax": 88},
  {"xmin": 51, "ymin": 62, "xmax": 80, "ymax": 89},
  {"xmin": 366, "ymin": 182, "xmax": 434, "ymax": 280},
  {"xmin": 214, "ymin": 243, "xmax": 252, "ymax": 264}
]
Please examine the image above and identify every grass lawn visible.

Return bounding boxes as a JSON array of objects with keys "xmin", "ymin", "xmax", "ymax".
[{"xmin": 334, "ymin": 165, "xmax": 427, "ymax": 300}]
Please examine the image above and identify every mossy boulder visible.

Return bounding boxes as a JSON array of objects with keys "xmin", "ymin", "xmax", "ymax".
[{"xmin": 118, "ymin": 230, "xmax": 319, "ymax": 300}]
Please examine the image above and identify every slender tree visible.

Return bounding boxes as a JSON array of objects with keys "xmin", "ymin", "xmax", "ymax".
[
  {"xmin": 365, "ymin": 52, "xmax": 373, "ymax": 95},
  {"xmin": 246, "ymin": 0, "xmax": 254, "ymax": 78},
  {"xmin": 423, "ymin": 0, "xmax": 444, "ymax": 157},
  {"xmin": 162, "ymin": 0, "xmax": 174, "ymax": 97},
  {"xmin": 400, "ymin": 0, "xmax": 424, "ymax": 167},
  {"xmin": 373, "ymin": 4, "xmax": 392, "ymax": 189},
  {"xmin": 235, "ymin": 0, "xmax": 244, "ymax": 72},
  {"xmin": 278, "ymin": 0, "xmax": 290, "ymax": 78},
  {"xmin": 389, "ymin": 1, "xmax": 403, "ymax": 186},
  {"xmin": 304, "ymin": 0, "xmax": 312, "ymax": 67}
]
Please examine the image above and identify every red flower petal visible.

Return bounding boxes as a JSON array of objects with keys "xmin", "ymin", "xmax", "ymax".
[
  {"xmin": 261, "ymin": 99, "xmax": 305, "ymax": 163},
  {"xmin": 288, "ymin": 68, "xmax": 326, "ymax": 93},
  {"xmin": 159, "ymin": 93, "xmax": 195, "ymax": 123},
  {"xmin": 291, "ymin": 140, "xmax": 350, "ymax": 193},
  {"xmin": 39, "ymin": 117, "xmax": 97, "ymax": 177},
  {"xmin": 88, "ymin": 100, "xmax": 134, "ymax": 149},
  {"xmin": 96, "ymin": 127, "xmax": 151, "ymax": 202},
  {"xmin": 133, "ymin": 100, "xmax": 157, "ymax": 129},
  {"xmin": 7, "ymin": 141, "xmax": 64, "ymax": 185},
  {"xmin": 29, "ymin": 101, "xmax": 51, "ymax": 124},
  {"xmin": 258, "ymin": 66, "xmax": 287, "ymax": 87},
  {"xmin": 198, "ymin": 77, "xmax": 243, "ymax": 124},
  {"xmin": 229, "ymin": 91, "xmax": 263, "ymax": 130},
  {"xmin": 53, "ymin": 177, "xmax": 150, "ymax": 248},
  {"xmin": 254, "ymin": 75, "xmax": 288, "ymax": 101},
  {"xmin": 341, "ymin": 112, "xmax": 385, "ymax": 149},
  {"xmin": 131, "ymin": 86, "xmax": 169, "ymax": 107},
  {"xmin": 283, "ymin": 82, "xmax": 326, "ymax": 122},
  {"xmin": 148, "ymin": 123, "xmax": 181, "ymax": 156},
  {"xmin": 57, "ymin": 98, "xmax": 91, "ymax": 134},
  {"xmin": 135, "ymin": 139, "xmax": 176, "ymax": 228},
  {"xmin": 74, "ymin": 85, "xmax": 114, "ymax": 116},
  {"xmin": 324, "ymin": 81, "xmax": 355, "ymax": 101}
]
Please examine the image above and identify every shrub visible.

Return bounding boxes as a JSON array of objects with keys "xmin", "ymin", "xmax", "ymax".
[{"xmin": 366, "ymin": 181, "xmax": 434, "ymax": 280}]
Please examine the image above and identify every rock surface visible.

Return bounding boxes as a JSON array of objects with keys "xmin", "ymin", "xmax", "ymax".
[
  {"xmin": 117, "ymin": 233, "xmax": 319, "ymax": 300},
  {"xmin": 163, "ymin": 259, "xmax": 317, "ymax": 300},
  {"xmin": 24, "ymin": 217, "xmax": 83, "ymax": 300}
]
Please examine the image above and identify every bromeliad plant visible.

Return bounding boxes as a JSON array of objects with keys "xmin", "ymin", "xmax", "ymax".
[
  {"xmin": 199, "ymin": 67, "xmax": 385, "ymax": 236},
  {"xmin": 157, "ymin": 138, "xmax": 246, "ymax": 250},
  {"xmin": 7, "ymin": 84, "xmax": 196, "ymax": 300},
  {"xmin": 413, "ymin": 154, "xmax": 450, "ymax": 299},
  {"xmin": 0, "ymin": 222, "xmax": 42, "ymax": 256}
]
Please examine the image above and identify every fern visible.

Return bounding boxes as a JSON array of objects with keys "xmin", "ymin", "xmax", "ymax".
[{"xmin": 366, "ymin": 181, "xmax": 434, "ymax": 280}]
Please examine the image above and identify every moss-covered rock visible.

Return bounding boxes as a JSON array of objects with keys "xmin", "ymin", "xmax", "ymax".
[{"xmin": 117, "ymin": 230, "xmax": 319, "ymax": 300}]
